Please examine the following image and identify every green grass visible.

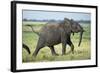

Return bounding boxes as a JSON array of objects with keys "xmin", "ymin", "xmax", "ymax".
[{"xmin": 22, "ymin": 22, "xmax": 91, "ymax": 63}]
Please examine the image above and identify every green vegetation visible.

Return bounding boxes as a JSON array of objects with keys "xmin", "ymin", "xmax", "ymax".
[{"xmin": 22, "ymin": 21, "xmax": 91, "ymax": 63}]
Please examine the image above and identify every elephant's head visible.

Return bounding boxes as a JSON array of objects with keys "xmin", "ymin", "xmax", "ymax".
[{"xmin": 64, "ymin": 18, "xmax": 84, "ymax": 46}]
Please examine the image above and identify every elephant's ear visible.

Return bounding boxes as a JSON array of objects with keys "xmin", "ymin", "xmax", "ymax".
[
  {"xmin": 64, "ymin": 18, "xmax": 71, "ymax": 26},
  {"xmin": 71, "ymin": 19, "xmax": 74, "ymax": 21},
  {"xmin": 63, "ymin": 18, "xmax": 72, "ymax": 32},
  {"xmin": 70, "ymin": 19, "xmax": 74, "ymax": 24}
]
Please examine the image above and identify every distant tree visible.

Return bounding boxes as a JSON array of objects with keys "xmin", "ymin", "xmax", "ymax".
[
  {"xmin": 48, "ymin": 19, "xmax": 56, "ymax": 22},
  {"xmin": 78, "ymin": 20, "xmax": 90, "ymax": 23},
  {"xmin": 23, "ymin": 18, "xmax": 28, "ymax": 21}
]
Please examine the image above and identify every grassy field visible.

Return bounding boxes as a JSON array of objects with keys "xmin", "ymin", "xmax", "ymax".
[{"xmin": 22, "ymin": 21, "xmax": 91, "ymax": 63}]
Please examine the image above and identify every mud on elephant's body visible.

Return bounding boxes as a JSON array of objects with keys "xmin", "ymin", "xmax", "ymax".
[{"xmin": 28, "ymin": 18, "xmax": 84, "ymax": 57}]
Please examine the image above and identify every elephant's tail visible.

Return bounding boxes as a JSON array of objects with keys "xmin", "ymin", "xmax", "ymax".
[
  {"xmin": 26, "ymin": 24, "xmax": 40, "ymax": 36},
  {"xmin": 23, "ymin": 44, "xmax": 31, "ymax": 54}
]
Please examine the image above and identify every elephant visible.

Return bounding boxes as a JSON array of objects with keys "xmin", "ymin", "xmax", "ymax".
[
  {"xmin": 23, "ymin": 43, "xmax": 31, "ymax": 54},
  {"xmin": 27, "ymin": 18, "xmax": 84, "ymax": 57}
]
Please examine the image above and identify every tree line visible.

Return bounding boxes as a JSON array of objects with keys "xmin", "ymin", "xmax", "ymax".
[{"xmin": 23, "ymin": 18, "xmax": 90, "ymax": 23}]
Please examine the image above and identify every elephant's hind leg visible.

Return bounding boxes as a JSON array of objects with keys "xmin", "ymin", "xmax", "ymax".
[{"xmin": 33, "ymin": 38, "xmax": 45, "ymax": 57}]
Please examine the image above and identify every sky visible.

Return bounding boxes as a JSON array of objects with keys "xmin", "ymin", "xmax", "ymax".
[{"xmin": 23, "ymin": 10, "xmax": 91, "ymax": 21}]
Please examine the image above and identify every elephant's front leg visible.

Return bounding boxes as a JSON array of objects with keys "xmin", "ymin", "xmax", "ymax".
[
  {"xmin": 61, "ymin": 32, "xmax": 67, "ymax": 55},
  {"xmin": 67, "ymin": 35, "xmax": 74, "ymax": 54},
  {"xmin": 61, "ymin": 37, "xmax": 67, "ymax": 55},
  {"xmin": 62, "ymin": 43, "xmax": 67, "ymax": 55},
  {"xmin": 67, "ymin": 41, "xmax": 74, "ymax": 54},
  {"xmin": 49, "ymin": 46, "xmax": 59, "ymax": 56}
]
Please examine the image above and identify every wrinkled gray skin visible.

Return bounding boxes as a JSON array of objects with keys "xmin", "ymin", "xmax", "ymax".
[{"xmin": 28, "ymin": 18, "xmax": 84, "ymax": 57}]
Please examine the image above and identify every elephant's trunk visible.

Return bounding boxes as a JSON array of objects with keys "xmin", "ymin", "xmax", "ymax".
[{"xmin": 78, "ymin": 31, "xmax": 83, "ymax": 46}]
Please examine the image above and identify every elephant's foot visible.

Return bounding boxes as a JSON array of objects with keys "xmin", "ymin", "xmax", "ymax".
[
  {"xmin": 62, "ymin": 53, "xmax": 66, "ymax": 55},
  {"xmin": 32, "ymin": 53, "xmax": 37, "ymax": 58},
  {"xmin": 52, "ymin": 53, "xmax": 59, "ymax": 56},
  {"xmin": 72, "ymin": 51, "xmax": 74, "ymax": 54}
]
